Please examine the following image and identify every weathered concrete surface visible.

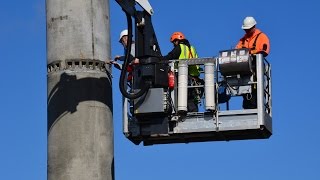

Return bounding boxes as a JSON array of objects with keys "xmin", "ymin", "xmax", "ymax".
[
  {"xmin": 46, "ymin": 0, "xmax": 113, "ymax": 180},
  {"xmin": 47, "ymin": 0, "xmax": 111, "ymax": 63}
]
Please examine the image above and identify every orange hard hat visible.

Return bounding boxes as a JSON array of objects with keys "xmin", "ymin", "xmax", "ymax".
[{"xmin": 170, "ymin": 32, "xmax": 185, "ymax": 42}]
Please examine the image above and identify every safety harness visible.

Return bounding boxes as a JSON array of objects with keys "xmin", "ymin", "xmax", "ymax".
[{"xmin": 241, "ymin": 32, "xmax": 262, "ymax": 51}]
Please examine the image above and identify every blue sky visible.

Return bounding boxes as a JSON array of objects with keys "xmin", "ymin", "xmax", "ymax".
[{"xmin": 1, "ymin": 0, "xmax": 320, "ymax": 179}]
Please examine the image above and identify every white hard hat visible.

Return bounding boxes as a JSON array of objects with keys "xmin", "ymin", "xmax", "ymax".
[
  {"xmin": 119, "ymin": 29, "xmax": 128, "ymax": 42},
  {"xmin": 241, "ymin": 16, "xmax": 257, "ymax": 30}
]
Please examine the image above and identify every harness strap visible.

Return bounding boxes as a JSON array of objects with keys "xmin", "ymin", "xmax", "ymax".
[
  {"xmin": 181, "ymin": 44, "xmax": 195, "ymax": 58},
  {"xmin": 241, "ymin": 32, "xmax": 262, "ymax": 50},
  {"xmin": 252, "ymin": 32, "xmax": 262, "ymax": 50}
]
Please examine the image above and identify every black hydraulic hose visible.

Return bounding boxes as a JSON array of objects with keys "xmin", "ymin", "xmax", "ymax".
[{"xmin": 119, "ymin": 12, "xmax": 150, "ymax": 99}]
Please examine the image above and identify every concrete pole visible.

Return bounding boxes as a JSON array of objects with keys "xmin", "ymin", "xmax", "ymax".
[{"xmin": 46, "ymin": 0, "xmax": 114, "ymax": 180}]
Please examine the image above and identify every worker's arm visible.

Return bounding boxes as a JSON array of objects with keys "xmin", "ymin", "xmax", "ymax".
[
  {"xmin": 114, "ymin": 53, "xmax": 135, "ymax": 62},
  {"xmin": 235, "ymin": 38, "xmax": 245, "ymax": 49},
  {"xmin": 162, "ymin": 45, "xmax": 181, "ymax": 60},
  {"xmin": 112, "ymin": 62, "xmax": 123, "ymax": 70},
  {"xmin": 255, "ymin": 33, "xmax": 270, "ymax": 57},
  {"xmin": 114, "ymin": 55, "xmax": 125, "ymax": 61}
]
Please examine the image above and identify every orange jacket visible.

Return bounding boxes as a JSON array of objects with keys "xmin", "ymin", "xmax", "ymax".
[{"xmin": 236, "ymin": 29, "xmax": 270, "ymax": 56}]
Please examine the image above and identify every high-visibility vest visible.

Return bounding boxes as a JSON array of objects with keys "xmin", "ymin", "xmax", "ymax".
[{"xmin": 178, "ymin": 44, "xmax": 200, "ymax": 77}]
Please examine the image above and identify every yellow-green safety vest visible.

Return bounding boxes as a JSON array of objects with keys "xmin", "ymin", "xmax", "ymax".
[{"xmin": 178, "ymin": 44, "xmax": 200, "ymax": 77}]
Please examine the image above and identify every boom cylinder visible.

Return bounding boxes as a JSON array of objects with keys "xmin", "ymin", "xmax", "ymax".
[{"xmin": 46, "ymin": 0, "xmax": 114, "ymax": 180}]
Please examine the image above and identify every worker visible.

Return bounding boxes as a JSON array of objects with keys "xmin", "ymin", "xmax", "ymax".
[
  {"xmin": 109, "ymin": 29, "xmax": 135, "ymax": 70},
  {"xmin": 108, "ymin": 29, "xmax": 137, "ymax": 81},
  {"xmin": 162, "ymin": 32, "xmax": 202, "ymax": 112},
  {"xmin": 236, "ymin": 16, "xmax": 270, "ymax": 57},
  {"xmin": 236, "ymin": 16, "xmax": 270, "ymax": 109},
  {"xmin": 108, "ymin": 29, "xmax": 136, "ymax": 122}
]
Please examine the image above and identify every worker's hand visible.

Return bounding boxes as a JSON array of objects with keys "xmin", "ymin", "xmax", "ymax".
[
  {"xmin": 114, "ymin": 55, "xmax": 121, "ymax": 61},
  {"xmin": 112, "ymin": 61, "xmax": 122, "ymax": 70},
  {"xmin": 105, "ymin": 59, "xmax": 122, "ymax": 70},
  {"xmin": 109, "ymin": 60, "xmax": 117, "ymax": 64},
  {"xmin": 105, "ymin": 57, "xmax": 120, "ymax": 64},
  {"xmin": 105, "ymin": 59, "xmax": 112, "ymax": 64},
  {"xmin": 109, "ymin": 60, "xmax": 122, "ymax": 70}
]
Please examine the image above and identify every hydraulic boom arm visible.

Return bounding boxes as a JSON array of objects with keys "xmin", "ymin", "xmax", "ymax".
[{"xmin": 115, "ymin": 0, "xmax": 163, "ymax": 99}]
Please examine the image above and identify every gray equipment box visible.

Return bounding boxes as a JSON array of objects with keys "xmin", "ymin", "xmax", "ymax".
[
  {"xmin": 133, "ymin": 88, "xmax": 167, "ymax": 115},
  {"xmin": 219, "ymin": 48, "xmax": 252, "ymax": 76}
]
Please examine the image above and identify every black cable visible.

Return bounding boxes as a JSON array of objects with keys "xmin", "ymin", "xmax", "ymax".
[{"xmin": 119, "ymin": 12, "xmax": 150, "ymax": 99}]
